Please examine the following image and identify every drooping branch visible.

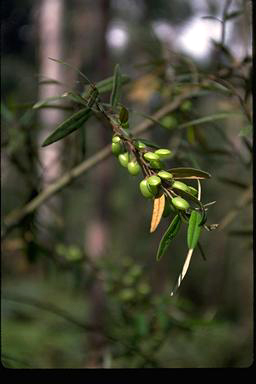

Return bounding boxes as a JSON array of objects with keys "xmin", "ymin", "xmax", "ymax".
[{"xmin": 3, "ymin": 89, "xmax": 199, "ymax": 235}]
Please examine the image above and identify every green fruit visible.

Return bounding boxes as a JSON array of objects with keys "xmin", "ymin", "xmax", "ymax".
[
  {"xmin": 144, "ymin": 152, "xmax": 160, "ymax": 161},
  {"xmin": 172, "ymin": 180, "xmax": 190, "ymax": 193},
  {"xmin": 112, "ymin": 142, "xmax": 122, "ymax": 156},
  {"xmin": 112, "ymin": 135, "xmax": 121, "ymax": 144},
  {"xmin": 171, "ymin": 196, "xmax": 190, "ymax": 210},
  {"xmin": 150, "ymin": 160, "xmax": 164, "ymax": 170},
  {"xmin": 128, "ymin": 161, "xmax": 141, "ymax": 176},
  {"xmin": 158, "ymin": 170, "xmax": 173, "ymax": 180},
  {"xmin": 180, "ymin": 100, "xmax": 192, "ymax": 112},
  {"xmin": 139, "ymin": 179, "xmax": 154, "ymax": 199},
  {"xmin": 160, "ymin": 115, "xmax": 177, "ymax": 129},
  {"xmin": 135, "ymin": 140, "xmax": 146, "ymax": 149},
  {"xmin": 187, "ymin": 186, "xmax": 198, "ymax": 196},
  {"xmin": 154, "ymin": 148, "xmax": 172, "ymax": 159},
  {"xmin": 118, "ymin": 152, "xmax": 129, "ymax": 167},
  {"xmin": 147, "ymin": 175, "xmax": 161, "ymax": 195}
]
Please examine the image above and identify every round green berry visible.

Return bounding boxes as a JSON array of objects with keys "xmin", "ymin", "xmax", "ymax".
[
  {"xmin": 118, "ymin": 152, "xmax": 129, "ymax": 167},
  {"xmin": 154, "ymin": 148, "xmax": 172, "ymax": 159},
  {"xmin": 172, "ymin": 180, "xmax": 190, "ymax": 193},
  {"xmin": 171, "ymin": 196, "xmax": 190, "ymax": 210},
  {"xmin": 144, "ymin": 152, "xmax": 160, "ymax": 161},
  {"xmin": 158, "ymin": 170, "xmax": 173, "ymax": 180},
  {"xmin": 139, "ymin": 179, "xmax": 154, "ymax": 199},
  {"xmin": 112, "ymin": 135, "xmax": 121, "ymax": 144},
  {"xmin": 135, "ymin": 140, "xmax": 146, "ymax": 149},
  {"xmin": 147, "ymin": 175, "xmax": 161, "ymax": 195},
  {"xmin": 149, "ymin": 159, "xmax": 164, "ymax": 170},
  {"xmin": 187, "ymin": 186, "xmax": 198, "ymax": 196},
  {"xmin": 112, "ymin": 142, "xmax": 123, "ymax": 156},
  {"xmin": 128, "ymin": 161, "xmax": 141, "ymax": 176}
]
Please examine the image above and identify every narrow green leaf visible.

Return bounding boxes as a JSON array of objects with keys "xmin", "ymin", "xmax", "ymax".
[
  {"xmin": 156, "ymin": 215, "xmax": 181, "ymax": 261},
  {"xmin": 110, "ymin": 64, "xmax": 121, "ymax": 108},
  {"xmin": 95, "ymin": 74, "xmax": 130, "ymax": 94},
  {"xmin": 83, "ymin": 85, "xmax": 99, "ymax": 107},
  {"xmin": 187, "ymin": 211, "xmax": 202, "ymax": 250},
  {"xmin": 168, "ymin": 167, "xmax": 211, "ymax": 179},
  {"xmin": 62, "ymin": 91, "xmax": 88, "ymax": 106},
  {"xmin": 48, "ymin": 57, "xmax": 92, "ymax": 85},
  {"xmin": 42, "ymin": 107, "xmax": 91, "ymax": 147},
  {"xmin": 33, "ymin": 95, "xmax": 65, "ymax": 109},
  {"xmin": 179, "ymin": 112, "xmax": 242, "ymax": 129}
]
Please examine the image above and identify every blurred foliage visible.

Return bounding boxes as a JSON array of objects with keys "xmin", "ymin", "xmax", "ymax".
[{"xmin": 1, "ymin": 0, "xmax": 252, "ymax": 369}]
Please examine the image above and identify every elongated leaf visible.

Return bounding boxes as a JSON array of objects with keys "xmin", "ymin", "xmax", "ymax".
[
  {"xmin": 62, "ymin": 91, "xmax": 88, "ymax": 106},
  {"xmin": 156, "ymin": 215, "xmax": 181, "ymax": 261},
  {"xmin": 95, "ymin": 75, "xmax": 130, "ymax": 94},
  {"xmin": 33, "ymin": 95, "xmax": 65, "ymax": 109},
  {"xmin": 187, "ymin": 211, "xmax": 202, "ymax": 250},
  {"xmin": 168, "ymin": 167, "xmax": 211, "ymax": 179},
  {"xmin": 150, "ymin": 194, "xmax": 165, "ymax": 233},
  {"xmin": 170, "ymin": 249, "xmax": 193, "ymax": 296},
  {"xmin": 179, "ymin": 112, "xmax": 242, "ymax": 129},
  {"xmin": 42, "ymin": 107, "xmax": 91, "ymax": 147},
  {"xmin": 49, "ymin": 57, "xmax": 92, "ymax": 85},
  {"xmin": 110, "ymin": 64, "xmax": 121, "ymax": 108}
]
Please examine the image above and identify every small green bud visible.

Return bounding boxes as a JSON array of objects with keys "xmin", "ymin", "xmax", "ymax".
[
  {"xmin": 144, "ymin": 152, "xmax": 160, "ymax": 161},
  {"xmin": 112, "ymin": 142, "xmax": 123, "ymax": 156},
  {"xmin": 135, "ymin": 140, "xmax": 146, "ymax": 149},
  {"xmin": 147, "ymin": 175, "xmax": 161, "ymax": 195},
  {"xmin": 112, "ymin": 135, "xmax": 121, "ymax": 144},
  {"xmin": 154, "ymin": 148, "xmax": 172, "ymax": 159},
  {"xmin": 139, "ymin": 179, "xmax": 154, "ymax": 199},
  {"xmin": 187, "ymin": 186, "xmax": 198, "ymax": 196},
  {"xmin": 128, "ymin": 160, "xmax": 141, "ymax": 176},
  {"xmin": 180, "ymin": 100, "xmax": 192, "ymax": 112},
  {"xmin": 118, "ymin": 152, "xmax": 129, "ymax": 167},
  {"xmin": 171, "ymin": 196, "xmax": 190, "ymax": 210},
  {"xmin": 149, "ymin": 159, "xmax": 164, "ymax": 170},
  {"xmin": 172, "ymin": 180, "xmax": 190, "ymax": 193},
  {"xmin": 158, "ymin": 170, "xmax": 173, "ymax": 180},
  {"xmin": 160, "ymin": 115, "xmax": 177, "ymax": 129}
]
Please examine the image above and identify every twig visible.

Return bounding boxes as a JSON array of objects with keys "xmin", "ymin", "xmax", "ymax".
[{"xmin": 3, "ymin": 89, "xmax": 198, "ymax": 234}]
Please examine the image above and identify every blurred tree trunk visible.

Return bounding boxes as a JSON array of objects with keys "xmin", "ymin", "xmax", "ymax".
[
  {"xmin": 37, "ymin": 0, "xmax": 65, "ymax": 236},
  {"xmin": 84, "ymin": 0, "xmax": 113, "ymax": 368}
]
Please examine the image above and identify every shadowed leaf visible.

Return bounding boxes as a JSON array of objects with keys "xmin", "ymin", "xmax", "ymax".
[
  {"xmin": 168, "ymin": 167, "xmax": 211, "ymax": 179},
  {"xmin": 187, "ymin": 211, "xmax": 202, "ymax": 250},
  {"xmin": 42, "ymin": 107, "xmax": 92, "ymax": 147},
  {"xmin": 156, "ymin": 215, "xmax": 181, "ymax": 261},
  {"xmin": 110, "ymin": 64, "xmax": 121, "ymax": 108}
]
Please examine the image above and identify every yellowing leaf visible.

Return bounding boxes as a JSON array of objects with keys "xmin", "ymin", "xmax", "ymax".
[{"xmin": 150, "ymin": 194, "xmax": 165, "ymax": 233}]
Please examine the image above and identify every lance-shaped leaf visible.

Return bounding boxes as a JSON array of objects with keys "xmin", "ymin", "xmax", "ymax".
[
  {"xmin": 96, "ymin": 74, "xmax": 130, "ymax": 94},
  {"xmin": 187, "ymin": 210, "xmax": 202, "ymax": 250},
  {"xmin": 42, "ymin": 107, "xmax": 91, "ymax": 147},
  {"xmin": 170, "ymin": 249, "xmax": 194, "ymax": 296},
  {"xmin": 150, "ymin": 194, "xmax": 165, "ymax": 233},
  {"xmin": 179, "ymin": 112, "xmax": 242, "ymax": 129},
  {"xmin": 33, "ymin": 95, "xmax": 65, "ymax": 109},
  {"xmin": 167, "ymin": 167, "xmax": 211, "ymax": 180},
  {"xmin": 156, "ymin": 215, "xmax": 181, "ymax": 261},
  {"xmin": 110, "ymin": 64, "xmax": 121, "ymax": 108}
]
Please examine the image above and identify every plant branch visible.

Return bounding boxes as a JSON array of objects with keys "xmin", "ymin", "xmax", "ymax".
[{"xmin": 3, "ymin": 89, "xmax": 198, "ymax": 235}]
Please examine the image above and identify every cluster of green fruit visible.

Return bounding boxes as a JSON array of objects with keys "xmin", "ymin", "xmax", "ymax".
[{"xmin": 112, "ymin": 134, "xmax": 197, "ymax": 213}]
